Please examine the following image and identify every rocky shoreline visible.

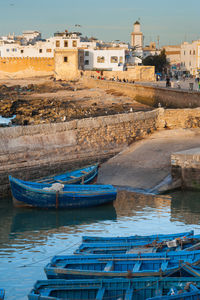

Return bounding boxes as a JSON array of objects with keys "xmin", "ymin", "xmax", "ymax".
[{"xmin": 0, "ymin": 78, "xmax": 152, "ymax": 126}]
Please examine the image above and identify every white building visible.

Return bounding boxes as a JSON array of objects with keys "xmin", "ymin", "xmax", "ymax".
[
  {"xmin": 83, "ymin": 48, "xmax": 127, "ymax": 71},
  {"xmin": 0, "ymin": 30, "xmax": 98, "ymax": 58},
  {"xmin": 22, "ymin": 30, "xmax": 41, "ymax": 44},
  {"xmin": 0, "ymin": 40, "xmax": 54, "ymax": 57},
  {"xmin": 51, "ymin": 31, "xmax": 98, "ymax": 49},
  {"xmin": 180, "ymin": 41, "xmax": 200, "ymax": 75}
]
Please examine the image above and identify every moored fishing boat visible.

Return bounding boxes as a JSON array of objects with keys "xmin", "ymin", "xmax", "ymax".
[
  {"xmin": 28, "ymin": 278, "xmax": 200, "ymax": 300},
  {"xmin": 82, "ymin": 231, "xmax": 194, "ymax": 244},
  {"xmin": 36, "ymin": 164, "xmax": 99, "ymax": 184},
  {"xmin": 9, "ymin": 176, "xmax": 117, "ymax": 208},
  {"xmin": 44, "ymin": 250, "xmax": 200, "ymax": 279},
  {"xmin": 75, "ymin": 235, "xmax": 200, "ymax": 255}
]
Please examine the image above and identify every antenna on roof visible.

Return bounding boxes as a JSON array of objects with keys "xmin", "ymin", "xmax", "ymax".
[{"xmin": 157, "ymin": 35, "xmax": 160, "ymax": 49}]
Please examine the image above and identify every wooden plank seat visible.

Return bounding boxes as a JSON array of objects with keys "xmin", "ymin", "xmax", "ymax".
[
  {"xmin": 125, "ymin": 287, "xmax": 134, "ymax": 300},
  {"xmin": 104, "ymin": 261, "xmax": 114, "ymax": 271},
  {"xmin": 95, "ymin": 287, "xmax": 105, "ymax": 300}
]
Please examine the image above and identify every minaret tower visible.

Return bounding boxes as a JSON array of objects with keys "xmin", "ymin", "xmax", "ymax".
[{"xmin": 131, "ymin": 21, "xmax": 143, "ymax": 50}]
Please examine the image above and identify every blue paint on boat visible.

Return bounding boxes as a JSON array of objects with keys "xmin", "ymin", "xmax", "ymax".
[
  {"xmin": 82, "ymin": 231, "xmax": 194, "ymax": 243},
  {"xmin": 9, "ymin": 176, "xmax": 117, "ymax": 208},
  {"xmin": 147, "ymin": 283, "xmax": 200, "ymax": 299},
  {"xmin": 75, "ymin": 235, "xmax": 200, "ymax": 254},
  {"xmin": 0, "ymin": 289, "xmax": 5, "ymax": 300},
  {"xmin": 44, "ymin": 249, "xmax": 200, "ymax": 279},
  {"xmin": 28, "ymin": 278, "xmax": 200, "ymax": 300},
  {"xmin": 37, "ymin": 164, "xmax": 99, "ymax": 184}
]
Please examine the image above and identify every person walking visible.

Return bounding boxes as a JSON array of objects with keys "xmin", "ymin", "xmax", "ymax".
[{"xmin": 166, "ymin": 76, "xmax": 171, "ymax": 87}]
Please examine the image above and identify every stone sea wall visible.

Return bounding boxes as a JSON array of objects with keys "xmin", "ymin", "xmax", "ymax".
[
  {"xmin": 0, "ymin": 109, "xmax": 160, "ymax": 196},
  {"xmin": 1, "ymin": 107, "xmax": 200, "ymax": 196},
  {"xmin": 82, "ymin": 78, "xmax": 200, "ymax": 108},
  {"xmin": 171, "ymin": 148, "xmax": 200, "ymax": 190}
]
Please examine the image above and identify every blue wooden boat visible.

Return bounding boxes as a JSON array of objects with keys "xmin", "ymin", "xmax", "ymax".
[
  {"xmin": 82, "ymin": 231, "xmax": 194, "ymax": 243},
  {"xmin": 9, "ymin": 176, "xmax": 117, "ymax": 208},
  {"xmin": 44, "ymin": 250, "xmax": 200, "ymax": 279},
  {"xmin": 28, "ymin": 278, "xmax": 200, "ymax": 300},
  {"xmin": 36, "ymin": 164, "xmax": 99, "ymax": 184},
  {"xmin": 147, "ymin": 283, "xmax": 200, "ymax": 299},
  {"xmin": 75, "ymin": 235, "xmax": 200, "ymax": 255},
  {"xmin": 0, "ymin": 289, "xmax": 5, "ymax": 300}
]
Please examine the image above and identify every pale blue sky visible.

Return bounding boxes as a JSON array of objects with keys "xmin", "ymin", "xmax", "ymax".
[{"xmin": 0, "ymin": 0, "xmax": 199, "ymax": 46}]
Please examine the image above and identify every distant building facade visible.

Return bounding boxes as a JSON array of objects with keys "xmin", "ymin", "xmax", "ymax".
[
  {"xmin": 84, "ymin": 48, "xmax": 127, "ymax": 71},
  {"xmin": 180, "ymin": 41, "xmax": 200, "ymax": 75},
  {"xmin": 143, "ymin": 42, "xmax": 160, "ymax": 58},
  {"xmin": 0, "ymin": 30, "xmax": 98, "ymax": 58}
]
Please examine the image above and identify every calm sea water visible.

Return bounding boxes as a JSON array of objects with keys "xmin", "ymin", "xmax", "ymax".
[{"xmin": 1, "ymin": 189, "xmax": 200, "ymax": 299}]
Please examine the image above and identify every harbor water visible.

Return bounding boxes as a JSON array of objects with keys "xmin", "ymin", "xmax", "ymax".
[{"xmin": 1, "ymin": 189, "xmax": 200, "ymax": 299}]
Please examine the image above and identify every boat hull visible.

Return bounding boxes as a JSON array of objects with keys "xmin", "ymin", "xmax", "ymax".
[
  {"xmin": 82, "ymin": 231, "xmax": 194, "ymax": 244},
  {"xmin": 75, "ymin": 235, "xmax": 200, "ymax": 254},
  {"xmin": 0, "ymin": 289, "xmax": 5, "ymax": 300},
  {"xmin": 28, "ymin": 278, "xmax": 200, "ymax": 300},
  {"xmin": 37, "ymin": 164, "xmax": 99, "ymax": 185},
  {"xmin": 44, "ymin": 249, "xmax": 200, "ymax": 280},
  {"xmin": 9, "ymin": 176, "xmax": 117, "ymax": 209}
]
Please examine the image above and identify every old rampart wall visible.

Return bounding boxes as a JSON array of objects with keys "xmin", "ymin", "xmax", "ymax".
[
  {"xmin": 82, "ymin": 78, "xmax": 200, "ymax": 108},
  {"xmin": 83, "ymin": 66, "xmax": 155, "ymax": 82},
  {"xmin": 1, "ymin": 107, "xmax": 200, "ymax": 196},
  {"xmin": 0, "ymin": 57, "xmax": 54, "ymax": 79}
]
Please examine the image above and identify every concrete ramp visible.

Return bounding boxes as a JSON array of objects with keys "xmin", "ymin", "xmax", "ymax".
[{"xmin": 97, "ymin": 129, "xmax": 200, "ymax": 192}]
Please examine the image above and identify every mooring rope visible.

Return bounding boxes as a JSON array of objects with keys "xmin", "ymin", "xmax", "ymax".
[{"xmin": 17, "ymin": 239, "xmax": 81, "ymax": 268}]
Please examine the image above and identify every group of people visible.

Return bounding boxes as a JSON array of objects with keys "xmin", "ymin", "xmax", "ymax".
[{"xmin": 111, "ymin": 76, "xmax": 134, "ymax": 83}]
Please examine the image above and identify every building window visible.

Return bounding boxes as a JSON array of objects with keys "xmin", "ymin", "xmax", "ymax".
[
  {"xmin": 46, "ymin": 49, "xmax": 52, "ymax": 53},
  {"xmin": 79, "ymin": 56, "xmax": 84, "ymax": 64},
  {"xmin": 190, "ymin": 50, "xmax": 192, "ymax": 55},
  {"xmin": 184, "ymin": 51, "xmax": 186, "ymax": 55},
  {"xmin": 85, "ymin": 51, "xmax": 89, "ymax": 56},
  {"xmin": 193, "ymin": 50, "xmax": 196, "ymax": 55},
  {"xmin": 72, "ymin": 40, "xmax": 77, "ymax": 47},
  {"xmin": 97, "ymin": 56, "xmax": 105, "ymax": 63},
  {"xmin": 110, "ymin": 56, "xmax": 118, "ymax": 63},
  {"xmin": 21, "ymin": 50, "xmax": 24, "ymax": 53},
  {"xmin": 39, "ymin": 49, "xmax": 42, "ymax": 53},
  {"xmin": 64, "ymin": 56, "xmax": 68, "ymax": 62},
  {"xmin": 56, "ymin": 40, "xmax": 60, "ymax": 47},
  {"xmin": 6, "ymin": 49, "xmax": 9, "ymax": 52},
  {"xmin": 189, "ymin": 61, "xmax": 191, "ymax": 66},
  {"xmin": 64, "ymin": 41, "xmax": 68, "ymax": 47},
  {"xmin": 85, "ymin": 60, "xmax": 89, "ymax": 65}
]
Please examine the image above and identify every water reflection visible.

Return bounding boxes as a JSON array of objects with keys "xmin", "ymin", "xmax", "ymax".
[
  {"xmin": 1, "ymin": 189, "xmax": 200, "ymax": 299},
  {"xmin": 170, "ymin": 190, "xmax": 200, "ymax": 225},
  {"xmin": 11, "ymin": 203, "xmax": 117, "ymax": 233},
  {"xmin": 114, "ymin": 190, "xmax": 171, "ymax": 217}
]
